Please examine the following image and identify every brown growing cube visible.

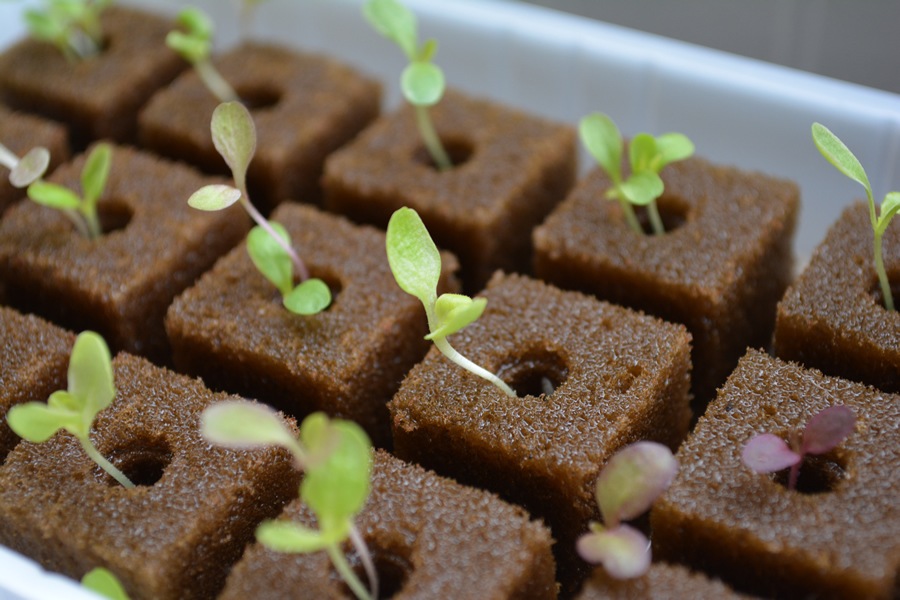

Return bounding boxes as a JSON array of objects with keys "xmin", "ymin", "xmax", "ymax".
[
  {"xmin": 323, "ymin": 90, "xmax": 576, "ymax": 292},
  {"xmin": 139, "ymin": 42, "xmax": 380, "ymax": 213},
  {"xmin": 166, "ymin": 203, "xmax": 459, "ymax": 448},
  {"xmin": 0, "ymin": 144, "xmax": 249, "ymax": 364},
  {"xmin": 0, "ymin": 306, "xmax": 74, "ymax": 461},
  {"xmin": 220, "ymin": 450, "xmax": 557, "ymax": 600},
  {"xmin": 774, "ymin": 201, "xmax": 900, "ymax": 392},
  {"xmin": 575, "ymin": 562, "xmax": 748, "ymax": 599},
  {"xmin": 0, "ymin": 6, "xmax": 185, "ymax": 145},
  {"xmin": 650, "ymin": 349, "xmax": 900, "ymax": 599},
  {"xmin": 0, "ymin": 353, "xmax": 301, "ymax": 600},
  {"xmin": 389, "ymin": 272, "xmax": 692, "ymax": 591},
  {"xmin": 534, "ymin": 157, "xmax": 799, "ymax": 409}
]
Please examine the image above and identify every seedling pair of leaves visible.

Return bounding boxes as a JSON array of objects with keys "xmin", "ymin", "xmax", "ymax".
[
  {"xmin": 0, "ymin": 141, "xmax": 50, "ymax": 188},
  {"xmin": 580, "ymin": 113, "xmax": 694, "ymax": 235},
  {"xmin": 188, "ymin": 101, "xmax": 331, "ymax": 315},
  {"xmin": 202, "ymin": 402, "xmax": 377, "ymax": 600},
  {"xmin": 7, "ymin": 331, "xmax": 135, "ymax": 489},
  {"xmin": 364, "ymin": 0, "xmax": 452, "ymax": 171},
  {"xmin": 577, "ymin": 442, "xmax": 678, "ymax": 579},
  {"xmin": 25, "ymin": 0, "xmax": 112, "ymax": 62},
  {"xmin": 166, "ymin": 7, "xmax": 238, "ymax": 103},
  {"xmin": 386, "ymin": 207, "xmax": 516, "ymax": 397},
  {"xmin": 812, "ymin": 123, "xmax": 900, "ymax": 311},
  {"xmin": 742, "ymin": 405, "xmax": 855, "ymax": 490}
]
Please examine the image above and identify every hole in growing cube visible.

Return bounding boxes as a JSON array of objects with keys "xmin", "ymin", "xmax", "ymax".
[
  {"xmin": 97, "ymin": 199, "xmax": 133, "ymax": 234},
  {"xmin": 336, "ymin": 540, "xmax": 412, "ymax": 599},
  {"xmin": 773, "ymin": 451, "xmax": 849, "ymax": 495},
  {"xmin": 102, "ymin": 433, "xmax": 172, "ymax": 487},
  {"xmin": 497, "ymin": 346, "xmax": 569, "ymax": 399},
  {"xmin": 238, "ymin": 84, "xmax": 282, "ymax": 112},
  {"xmin": 867, "ymin": 273, "xmax": 900, "ymax": 312},
  {"xmin": 635, "ymin": 196, "xmax": 689, "ymax": 234},
  {"xmin": 412, "ymin": 136, "xmax": 474, "ymax": 171}
]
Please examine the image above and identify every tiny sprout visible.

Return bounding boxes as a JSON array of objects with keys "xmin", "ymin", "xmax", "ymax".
[
  {"xmin": 742, "ymin": 405, "xmax": 855, "ymax": 491},
  {"xmin": 188, "ymin": 101, "xmax": 330, "ymax": 315},
  {"xmin": 7, "ymin": 331, "xmax": 134, "ymax": 489},
  {"xmin": 577, "ymin": 442, "xmax": 678, "ymax": 579},
  {"xmin": 24, "ymin": 0, "xmax": 112, "ymax": 62},
  {"xmin": 202, "ymin": 402, "xmax": 378, "ymax": 600},
  {"xmin": 812, "ymin": 123, "xmax": 900, "ymax": 311},
  {"xmin": 26, "ymin": 142, "xmax": 111, "ymax": 239},
  {"xmin": 580, "ymin": 113, "xmax": 694, "ymax": 236},
  {"xmin": 0, "ymin": 141, "xmax": 50, "ymax": 188},
  {"xmin": 386, "ymin": 207, "xmax": 516, "ymax": 397},
  {"xmin": 166, "ymin": 7, "xmax": 238, "ymax": 103},
  {"xmin": 82, "ymin": 567, "xmax": 130, "ymax": 600},
  {"xmin": 363, "ymin": 0, "xmax": 451, "ymax": 171}
]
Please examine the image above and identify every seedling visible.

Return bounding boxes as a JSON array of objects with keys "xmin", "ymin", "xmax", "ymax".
[
  {"xmin": 576, "ymin": 442, "xmax": 677, "ymax": 579},
  {"xmin": 82, "ymin": 567, "xmax": 130, "ymax": 600},
  {"xmin": 188, "ymin": 101, "xmax": 331, "ymax": 315},
  {"xmin": 24, "ymin": 0, "xmax": 112, "ymax": 62},
  {"xmin": 742, "ymin": 405, "xmax": 855, "ymax": 491},
  {"xmin": 0, "ymin": 141, "xmax": 50, "ymax": 188},
  {"xmin": 580, "ymin": 113, "xmax": 694, "ymax": 235},
  {"xmin": 386, "ymin": 207, "xmax": 516, "ymax": 397},
  {"xmin": 165, "ymin": 7, "xmax": 238, "ymax": 103},
  {"xmin": 363, "ymin": 0, "xmax": 451, "ymax": 171},
  {"xmin": 202, "ymin": 402, "xmax": 377, "ymax": 600},
  {"xmin": 7, "ymin": 331, "xmax": 134, "ymax": 489},
  {"xmin": 812, "ymin": 123, "xmax": 900, "ymax": 311},
  {"xmin": 26, "ymin": 142, "xmax": 111, "ymax": 239}
]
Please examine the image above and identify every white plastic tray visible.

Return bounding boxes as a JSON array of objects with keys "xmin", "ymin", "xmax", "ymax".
[{"xmin": 1, "ymin": 0, "xmax": 899, "ymax": 597}]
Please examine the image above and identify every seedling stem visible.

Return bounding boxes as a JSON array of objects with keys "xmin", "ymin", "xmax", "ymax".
[{"xmin": 415, "ymin": 105, "xmax": 451, "ymax": 171}]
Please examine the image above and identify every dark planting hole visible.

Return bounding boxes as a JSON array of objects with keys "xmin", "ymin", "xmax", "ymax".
[
  {"xmin": 867, "ymin": 276, "xmax": 900, "ymax": 311},
  {"xmin": 103, "ymin": 435, "xmax": 172, "ymax": 487},
  {"xmin": 98, "ymin": 200, "xmax": 133, "ymax": 234},
  {"xmin": 335, "ymin": 544, "xmax": 412, "ymax": 599},
  {"xmin": 412, "ymin": 137, "xmax": 474, "ymax": 171},
  {"xmin": 603, "ymin": 363, "xmax": 643, "ymax": 395},
  {"xmin": 497, "ymin": 347, "xmax": 569, "ymax": 399},
  {"xmin": 635, "ymin": 198, "xmax": 689, "ymax": 234},
  {"xmin": 238, "ymin": 85, "xmax": 282, "ymax": 112},
  {"xmin": 272, "ymin": 268, "xmax": 343, "ymax": 311},
  {"xmin": 774, "ymin": 453, "xmax": 848, "ymax": 495}
]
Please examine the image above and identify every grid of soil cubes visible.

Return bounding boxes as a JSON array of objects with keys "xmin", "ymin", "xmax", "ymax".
[{"xmin": 0, "ymin": 4, "xmax": 897, "ymax": 600}]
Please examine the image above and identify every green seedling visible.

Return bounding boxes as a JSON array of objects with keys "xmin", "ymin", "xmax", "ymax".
[
  {"xmin": 812, "ymin": 122, "xmax": 900, "ymax": 311},
  {"xmin": 386, "ymin": 207, "xmax": 516, "ymax": 397},
  {"xmin": 577, "ymin": 442, "xmax": 678, "ymax": 579},
  {"xmin": 202, "ymin": 402, "xmax": 378, "ymax": 600},
  {"xmin": 165, "ymin": 7, "xmax": 238, "ymax": 103},
  {"xmin": 7, "ymin": 331, "xmax": 134, "ymax": 489},
  {"xmin": 188, "ymin": 101, "xmax": 330, "ymax": 315},
  {"xmin": 0, "ymin": 141, "xmax": 50, "ymax": 188},
  {"xmin": 24, "ymin": 0, "xmax": 112, "ymax": 62},
  {"xmin": 364, "ymin": 0, "xmax": 451, "ymax": 171},
  {"xmin": 82, "ymin": 567, "xmax": 130, "ymax": 600},
  {"xmin": 26, "ymin": 142, "xmax": 111, "ymax": 239},
  {"xmin": 580, "ymin": 113, "xmax": 694, "ymax": 235}
]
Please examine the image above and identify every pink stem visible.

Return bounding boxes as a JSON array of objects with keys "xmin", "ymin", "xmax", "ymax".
[{"xmin": 239, "ymin": 188, "xmax": 309, "ymax": 281}]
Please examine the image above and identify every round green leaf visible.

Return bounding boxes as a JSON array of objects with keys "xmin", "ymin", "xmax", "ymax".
[
  {"xmin": 211, "ymin": 101, "xmax": 257, "ymax": 190},
  {"xmin": 579, "ymin": 113, "xmax": 622, "ymax": 184},
  {"xmin": 67, "ymin": 331, "xmax": 116, "ymax": 421},
  {"xmin": 576, "ymin": 524, "xmax": 651, "ymax": 579},
  {"xmin": 27, "ymin": 180, "xmax": 81, "ymax": 210},
  {"xmin": 401, "ymin": 61, "xmax": 445, "ymax": 107},
  {"xmin": 7, "ymin": 401, "xmax": 71, "ymax": 443},
  {"xmin": 386, "ymin": 207, "xmax": 441, "ymax": 306},
  {"xmin": 284, "ymin": 278, "xmax": 332, "ymax": 315},
  {"xmin": 10, "ymin": 147, "xmax": 50, "ymax": 188},
  {"xmin": 596, "ymin": 441, "xmax": 677, "ymax": 526},
  {"xmin": 165, "ymin": 30, "xmax": 210, "ymax": 64},
  {"xmin": 201, "ymin": 401, "xmax": 299, "ymax": 450},
  {"xmin": 24, "ymin": 10, "xmax": 64, "ymax": 42},
  {"xmin": 256, "ymin": 520, "xmax": 335, "ymax": 554},
  {"xmin": 363, "ymin": 0, "xmax": 417, "ymax": 59},
  {"xmin": 628, "ymin": 133, "xmax": 658, "ymax": 173},
  {"xmin": 655, "ymin": 132, "xmax": 694, "ymax": 167},
  {"xmin": 811, "ymin": 122, "xmax": 871, "ymax": 195},
  {"xmin": 187, "ymin": 184, "xmax": 242, "ymax": 211},
  {"xmin": 619, "ymin": 171, "xmax": 664, "ymax": 206},
  {"xmin": 247, "ymin": 223, "xmax": 293, "ymax": 296},
  {"xmin": 425, "ymin": 294, "xmax": 486, "ymax": 340},
  {"xmin": 81, "ymin": 143, "xmax": 111, "ymax": 208},
  {"xmin": 81, "ymin": 567, "xmax": 130, "ymax": 600},
  {"xmin": 176, "ymin": 7, "xmax": 213, "ymax": 40},
  {"xmin": 877, "ymin": 191, "xmax": 900, "ymax": 234}
]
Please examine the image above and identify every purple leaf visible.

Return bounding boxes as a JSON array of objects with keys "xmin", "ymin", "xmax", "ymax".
[
  {"xmin": 595, "ymin": 441, "xmax": 678, "ymax": 526},
  {"xmin": 742, "ymin": 433, "xmax": 801, "ymax": 473},
  {"xmin": 802, "ymin": 405, "xmax": 855, "ymax": 455},
  {"xmin": 576, "ymin": 524, "xmax": 651, "ymax": 579}
]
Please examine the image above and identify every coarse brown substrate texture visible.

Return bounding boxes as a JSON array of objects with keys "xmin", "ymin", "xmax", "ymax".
[
  {"xmin": 0, "ymin": 353, "xmax": 301, "ymax": 600},
  {"xmin": 0, "ymin": 307, "xmax": 73, "ymax": 461},
  {"xmin": 0, "ymin": 104, "xmax": 69, "ymax": 214},
  {"xmin": 323, "ymin": 89, "xmax": 576, "ymax": 292},
  {"xmin": 651, "ymin": 349, "xmax": 900, "ymax": 599},
  {"xmin": 533, "ymin": 157, "xmax": 799, "ymax": 410},
  {"xmin": 166, "ymin": 203, "xmax": 459, "ymax": 448},
  {"xmin": 774, "ymin": 200, "xmax": 900, "ymax": 393},
  {"xmin": 221, "ymin": 449, "xmax": 557, "ymax": 600},
  {"xmin": 140, "ymin": 42, "xmax": 380, "ymax": 212},
  {"xmin": 0, "ymin": 144, "xmax": 249, "ymax": 364},
  {"xmin": 389, "ymin": 272, "xmax": 692, "ymax": 593},
  {"xmin": 0, "ymin": 6, "xmax": 185, "ymax": 145},
  {"xmin": 574, "ymin": 562, "xmax": 748, "ymax": 599}
]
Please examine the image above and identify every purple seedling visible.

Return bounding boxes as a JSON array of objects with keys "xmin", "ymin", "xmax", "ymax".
[{"xmin": 742, "ymin": 405, "xmax": 856, "ymax": 490}]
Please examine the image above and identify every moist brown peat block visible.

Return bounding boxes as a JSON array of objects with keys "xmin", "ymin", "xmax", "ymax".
[
  {"xmin": 574, "ymin": 562, "xmax": 748, "ymax": 599},
  {"xmin": 774, "ymin": 200, "xmax": 900, "ymax": 393},
  {"xmin": 388, "ymin": 272, "xmax": 692, "ymax": 592},
  {"xmin": 139, "ymin": 42, "xmax": 380, "ymax": 213},
  {"xmin": 0, "ymin": 306, "xmax": 74, "ymax": 461},
  {"xmin": 166, "ymin": 203, "xmax": 459, "ymax": 448},
  {"xmin": 323, "ymin": 90, "xmax": 576, "ymax": 292},
  {"xmin": 0, "ymin": 353, "xmax": 301, "ymax": 600},
  {"xmin": 0, "ymin": 6, "xmax": 185, "ymax": 146},
  {"xmin": 0, "ymin": 104, "xmax": 69, "ymax": 214},
  {"xmin": 0, "ymin": 144, "xmax": 249, "ymax": 364},
  {"xmin": 220, "ymin": 450, "xmax": 557, "ymax": 600},
  {"xmin": 650, "ymin": 349, "xmax": 900, "ymax": 599},
  {"xmin": 533, "ymin": 157, "xmax": 799, "ymax": 410}
]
